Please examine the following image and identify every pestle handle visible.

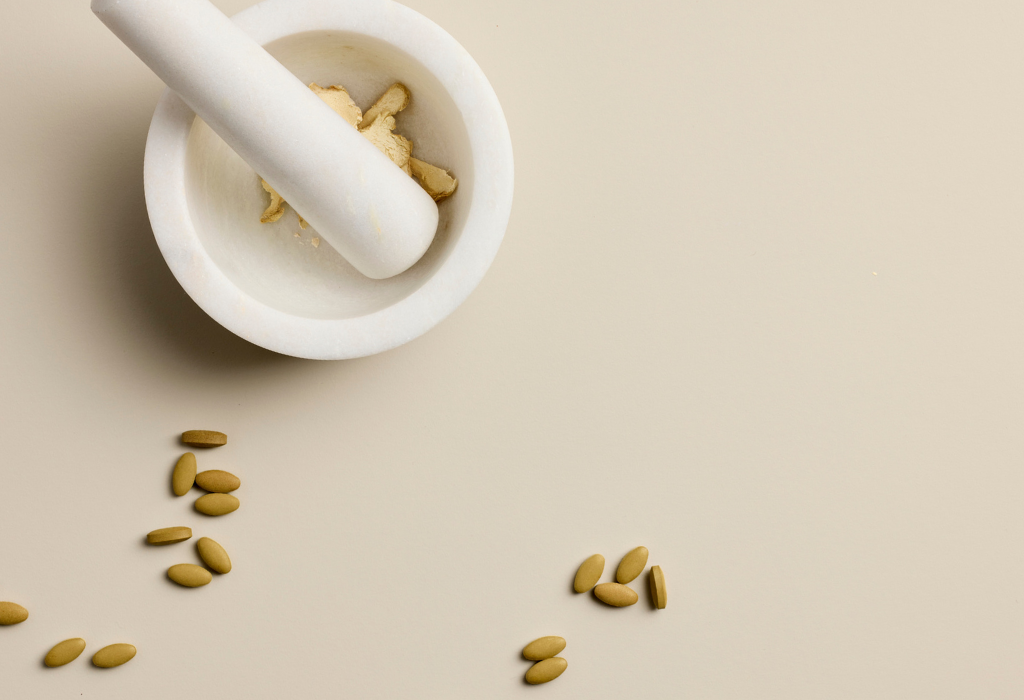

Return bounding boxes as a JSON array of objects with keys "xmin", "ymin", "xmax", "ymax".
[{"xmin": 92, "ymin": 0, "xmax": 439, "ymax": 280}]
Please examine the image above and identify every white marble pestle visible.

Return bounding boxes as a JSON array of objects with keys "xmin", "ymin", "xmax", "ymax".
[{"xmin": 92, "ymin": 0, "xmax": 439, "ymax": 280}]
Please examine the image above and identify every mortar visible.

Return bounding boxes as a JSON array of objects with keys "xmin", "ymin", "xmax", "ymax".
[{"xmin": 143, "ymin": 0, "xmax": 514, "ymax": 359}]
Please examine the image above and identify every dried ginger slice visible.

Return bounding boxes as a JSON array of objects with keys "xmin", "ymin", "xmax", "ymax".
[
  {"xmin": 360, "ymin": 84, "xmax": 457, "ymax": 199},
  {"xmin": 309, "ymin": 83, "xmax": 362, "ymax": 127},
  {"xmin": 409, "ymin": 158, "xmax": 458, "ymax": 201},
  {"xmin": 358, "ymin": 83, "xmax": 414, "ymax": 173},
  {"xmin": 360, "ymin": 84, "xmax": 410, "ymax": 131},
  {"xmin": 360, "ymin": 114, "xmax": 413, "ymax": 173},
  {"xmin": 260, "ymin": 179, "xmax": 285, "ymax": 222}
]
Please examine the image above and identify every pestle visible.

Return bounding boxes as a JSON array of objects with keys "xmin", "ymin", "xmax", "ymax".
[{"xmin": 92, "ymin": 0, "xmax": 439, "ymax": 280}]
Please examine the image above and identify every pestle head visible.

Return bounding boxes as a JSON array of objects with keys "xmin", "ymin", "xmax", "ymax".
[{"xmin": 93, "ymin": 0, "xmax": 439, "ymax": 279}]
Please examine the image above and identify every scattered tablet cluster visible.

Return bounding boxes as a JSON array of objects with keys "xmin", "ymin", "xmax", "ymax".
[
  {"xmin": 0, "ymin": 429, "xmax": 239, "ymax": 670},
  {"xmin": 521, "ymin": 546, "xmax": 668, "ymax": 685},
  {"xmin": 156, "ymin": 430, "xmax": 239, "ymax": 588}
]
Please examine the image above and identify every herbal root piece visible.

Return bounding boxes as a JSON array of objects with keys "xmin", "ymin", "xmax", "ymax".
[
  {"xmin": 525, "ymin": 657, "xmax": 567, "ymax": 685},
  {"xmin": 361, "ymin": 114, "xmax": 413, "ymax": 173},
  {"xmin": 649, "ymin": 565, "xmax": 667, "ymax": 609},
  {"xmin": 167, "ymin": 564, "xmax": 213, "ymax": 588},
  {"xmin": 260, "ymin": 180, "xmax": 285, "ymax": 223},
  {"xmin": 197, "ymin": 537, "xmax": 232, "ymax": 574},
  {"xmin": 195, "ymin": 469, "xmax": 241, "ymax": 493},
  {"xmin": 615, "ymin": 546, "xmax": 649, "ymax": 584},
  {"xmin": 195, "ymin": 493, "xmax": 240, "ymax": 516},
  {"xmin": 309, "ymin": 83, "xmax": 362, "ymax": 127},
  {"xmin": 360, "ymin": 83, "xmax": 410, "ymax": 128},
  {"xmin": 409, "ymin": 158, "xmax": 457, "ymax": 201},
  {"xmin": 172, "ymin": 452, "xmax": 197, "ymax": 496},
  {"xmin": 44, "ymin": 638, "xmax": 87, "ymax": 668},
  {"xmin": 92, "ymin": 644, "xmax": 136, "ymax": 668},
  {"xmin": 593, "ymin": 582, "xmax": 639, "ymax": 607},
  {"xmin": 522, "ymin": 636, "xmax": 566, "ymax": 661},
  {"xmin": 573, "ymin": 553, "xmax": 605, "ymax": 593},
  {"xmin": 0, "ymin": 601, "xmax": 28, "ymax": 625},
  {"xmin": 182, "ymin": 430, "xmax": 227, "ymax": 448},
  {"xmin": 146, "ymin": 526, "xmax": 193, "ymax": 545}
]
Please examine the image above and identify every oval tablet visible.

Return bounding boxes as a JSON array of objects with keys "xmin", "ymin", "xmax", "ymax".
[
  {"xmin": 146, "ymin": 526, "xmax": 192, "ymax": 546},
  {"xmin": 195, "ymin": 493, "xmax": 239, "ymax": 516},
  {"xmin": 92, "ymin": 643, "xmax": 136, "ymax": 668},
  {"xmin": 615, "ymin": 546, "xmax": 649, "ymax": 584},
  {"xmin": 523, "ymin": 636, "xmax": 566, "ymax": 661},
  {"xmin": 195, "ymin": 470, "xmax": 240, "ymax": 493},
  {"xmin": 573, "ymin": 554, "xmax": 605, "ymax": 593},
  {"xmin": 44, "ymin": 638, "xmax": 86, "ymax": 667},
  {"xmin": 525, "ymin": 657, "xmax": 567, "ymax": 684},
  {"xmin": 172, "ymin": 452, "xmax": 197, "ymax": 496},
  {"xmin": 0, "ymin": 601, "xmax": 28, "ymax": 625},
  {"xmin": 649, "ymin": 565, "xmax": 667, "ymax": 609},
  {"xmin": 167, "ymin": 563, "xmax": 212, "ymax": 587},
  {"xmin": 181, "ymin": 430, "xmax": 227, "ymax": 448},
  {"xmin": 594, "ymin": 582, "xmax": 639, "ymax": 607},
  {"xmin": 197, "ymin": 537, "xmax": 231, "ymax": 574}
]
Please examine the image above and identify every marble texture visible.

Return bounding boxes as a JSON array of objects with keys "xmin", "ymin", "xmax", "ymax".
[{"xmin": 144, "ymin": 0, "xmax": 514, "ymax": 358}]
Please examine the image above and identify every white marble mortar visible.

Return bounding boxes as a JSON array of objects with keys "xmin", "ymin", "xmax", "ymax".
[{"xmin": 144, "ymin": 0, "xmax": 514, "ymax": 359}]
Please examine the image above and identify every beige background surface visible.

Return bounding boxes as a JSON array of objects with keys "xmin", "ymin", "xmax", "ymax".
[{"xmin": 1, "ymin": 0, "xmax": 1023, "ymax": 697}]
